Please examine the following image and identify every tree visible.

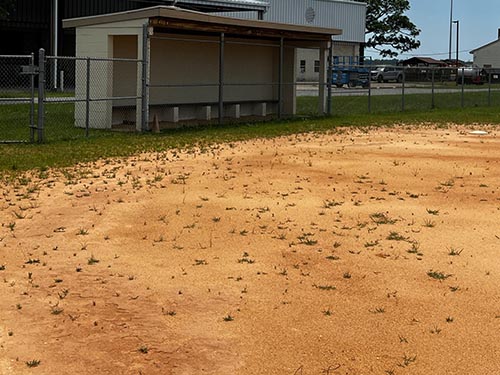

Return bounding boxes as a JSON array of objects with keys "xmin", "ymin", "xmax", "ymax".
[
  {"xmin": 356, "ymin": 0, "xmax": 421, "ymax": 58},
  {"xmin": 0, "ymin": 0, "xmax": 14, "ymax": 20}
]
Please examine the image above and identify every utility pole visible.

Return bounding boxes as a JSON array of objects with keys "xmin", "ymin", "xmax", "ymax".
[
  {"xmin": 453, "ymin": 20, "xmax": 459, "ymax": 66},
  {"xmin": 448, "ymin": 0, "xmax": 453, "ymax": 61}
]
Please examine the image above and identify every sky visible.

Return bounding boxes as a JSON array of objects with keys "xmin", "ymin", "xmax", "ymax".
[{"xmin": 365, "ymin": 0, "xmax": 500, "ymax": 61}]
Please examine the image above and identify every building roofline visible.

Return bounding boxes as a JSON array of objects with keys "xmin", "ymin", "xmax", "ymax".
[
  {"xmin": 170, "ymin": 0, "xmax": 269, "ymax": 12},
  {"xmin": 63, "ymin": 6, "xmax": 342, "ymax": 39},
  {"xmin": 470, "ymin": 38, "xmax": 500, "ymax": 54}
]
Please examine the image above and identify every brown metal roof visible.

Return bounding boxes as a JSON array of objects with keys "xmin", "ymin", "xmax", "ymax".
[
  {"xmin": 400, "ymin": 57, "xmax": 447, "ymax": 66},
  {"xmin": 62, "ymin": 6, "xmax": 341, "ymax": 41}
]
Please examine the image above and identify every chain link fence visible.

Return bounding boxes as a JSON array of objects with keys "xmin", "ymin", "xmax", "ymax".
[
  {"xmin": 42, "ymin": 54, "xmax": 143, "ymax": 141},
  {"xmin": 0, "ymin": 50, "xmax": 143, "ymax": 143},
  {"xmin": 298, "ymin": 64, "xmax": 500, "ymax": 117},
  {"xmin": 0, "ymin": 54, "xmax": 36, "ymax": 143},
  {"xmin": 1, "ymin": 49, "xmax": 500, "ymax": 143}
]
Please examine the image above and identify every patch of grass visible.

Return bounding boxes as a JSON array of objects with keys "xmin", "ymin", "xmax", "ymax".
[
  {"xmin": 426, "ymin": 208, "xmax": 439, "ymax": 215},
  {"xmin": 223, "ymin": 314, "xmax": 234, "ymax": 322},
  {"xmin": 387, "ymin": 231, "xmax": 407, "ymax": 241},
  {"xmin": 370, "ymin": 212, "xmax": 396, "ymax": 225},
  {"xmin": 26, "ymin": 360, "xmax": 41, "ymax": 368},
  {"xmin": 51, "ymin": 305, "xmax": 64, "ymax": 315},
  {"xmin": 313, "ymin": 284, "xmax": 336, "ymax": 291},
  {"xmin": 77, "ymin": 228, "xmax": 88, "ymax": 236},
  {"xmin": 399, "ymin": 354, "xmax": 416, "ymax": 368},
  {"xmin": 427, "ymin": 270, "xmax": 452, "ymax": 280},
  {"xmin": 298, "ymin": 232, "xmax": 317, "ymax": 246},
  {"xmin": 325, "ymin": 255, "xmax": 340, "ymax": 261},
  {"xmin": 138, "ymin": 345, "xmax": 149, "ymax": 354},
  {"xmin": 238, "ymin": 252, "xmax": 255, "ymax": 264},
  {"xmin": 440, "ymin": 178, "xmax": 455, "ymax": 187},
  {"xmin": 193, "ymin": 259, "xmax": 208, "ymax": 266},
  {"xmin": 2, "ymin": 105, "xmax": 500, "ymax": 174},
  {"xmin": 448, "ymin": 247, "xmax": 463, "ymax": 256},
  {"xmin": 322, "ymin": 199, "xmax": 343, "ymax": 208},
  {"xmin": 87, "ymin": 255, "xmax": 99, "ymax": 265},
  {"xmin": 422, "ymin": 219, "xmax": 436, "ymax": 228}
]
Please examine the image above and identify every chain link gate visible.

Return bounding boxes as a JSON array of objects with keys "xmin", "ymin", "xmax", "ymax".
[{"xmin": 0, "ymin": 54, "xmax": 37, "ymax": 143}]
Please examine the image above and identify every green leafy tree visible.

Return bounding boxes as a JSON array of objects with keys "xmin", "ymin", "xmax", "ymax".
[
  {"xmin": 357, "ymin": 0, "xmax": 421, "ymax": 57},
  {"xmin": 0, "ymin": 0, "xmax": 14, "ymax": 20}
]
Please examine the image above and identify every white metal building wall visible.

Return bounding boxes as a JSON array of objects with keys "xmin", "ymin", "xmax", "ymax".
[
  {"xmin": 472, "ymin": 40, "xmax": 500, "ymax": 68},
  {"xmin": 221, "ymin": 0, "xmax": 366, "ymax": 43}
]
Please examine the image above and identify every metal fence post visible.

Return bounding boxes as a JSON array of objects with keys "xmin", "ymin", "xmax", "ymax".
[
  {"xmin": 85, "ymin": 57, "xmax": 90, "ymax": 137},
  {"xmin": 218, "ymin": 32, "xmax": 225, "ymax": 125},
  {"xmin": 29, "ymin": 52, "xmax": 35, "ymax": 143},
  {"xmin": 141, "ymin": 24, "xmax": 149, "ymax": 132},
  {"xmin": 461, "ymin": 67, "xmax": 465, "ymax": 108},
  {"xmin": 278, "ymin": 37, "xmax": 284, "ymax": 119},
  {"xmin": 368, "ymin": 64, "xmax": 372, "ymax": 114},
  {"xmin": 431, "ymin": 68, "xmax": 435, "ymax": 109},
  {"xmin": 488, "ymin": 70, "xmax": 492, "ymax": 107},
  {"xmin": 37, "ymin": 48, "xmax": 45, "ymax": 143},
  {"xmin": 326, "ymin": 41, "xmax": 332, "ymax": 116},
  {"xmin": 401, "ymin": 67, "xmax": 405, "ymax": 112}
]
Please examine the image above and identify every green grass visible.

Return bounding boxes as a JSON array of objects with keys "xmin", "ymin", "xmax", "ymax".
[
  {"xmin": 0, "ymin": 95, "xmax": 499, "ymax": 174},
  {"xmin": 298, "ymin": 90, "xmax": 500, "ymax": 116}
]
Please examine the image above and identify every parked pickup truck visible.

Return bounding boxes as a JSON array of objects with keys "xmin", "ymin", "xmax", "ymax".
[{"xmin": 371, "ymin": 66, "xmax": 403, "ymax": 83}]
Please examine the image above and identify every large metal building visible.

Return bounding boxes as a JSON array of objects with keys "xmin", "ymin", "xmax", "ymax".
[
  {"xmin": 1, "ymin": 0, "xmax": 365, "ymax": 83},
  {"xmin": 0, "ymin": 0, "xmax": 269, "ymax": 55},
  {"xmin": 220, "ymin": 0, "xmax": 367, "ymax": 80}
]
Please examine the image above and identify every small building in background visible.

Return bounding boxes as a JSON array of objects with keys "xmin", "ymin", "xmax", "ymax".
[
  {"xmin": 441, "ymin": 59, "xmax": 467, "ymax": 67},
  {"xmin": 470, "ymin": 29, "xmax": 500, "ymax": 69},
  {"xmin": 63, "ymin": 6, "xmax": 341, "ymax": 130},
  {"xmin": 398, "ymin": 57, "xmax": 447, "ymax": 67}
]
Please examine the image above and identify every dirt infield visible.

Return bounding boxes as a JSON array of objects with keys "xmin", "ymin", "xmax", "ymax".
[{"xmin": 0, "ymin": 125, "xmax": 499, "ymax": 374}]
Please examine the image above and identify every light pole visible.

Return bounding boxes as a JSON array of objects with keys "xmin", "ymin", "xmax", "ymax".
[
  {"xmin": 448, "ymin": 0, "xmax": 453, "ymax": 62},
  {"xmin": 453, "ymin": 20, "xmax": 459, "ymax": 66}
]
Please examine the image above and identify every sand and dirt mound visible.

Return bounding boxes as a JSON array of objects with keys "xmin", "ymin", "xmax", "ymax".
[{"xmin": 0, "ymin": 125, "xmax": 499, "ymax": 374}]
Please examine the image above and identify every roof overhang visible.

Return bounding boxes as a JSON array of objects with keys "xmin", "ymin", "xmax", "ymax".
[
  {"xmin": 63, "ymin": 6, "xmax": 341, "ymax": 41},
  {"xmin": 470, "ymin": 38, "xmax": 500, "ymax": 54}
]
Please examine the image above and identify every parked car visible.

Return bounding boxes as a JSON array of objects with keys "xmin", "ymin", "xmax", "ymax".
[{"xmin": 371, "ymin": 66, "xmax": 403, "ymax": 83}]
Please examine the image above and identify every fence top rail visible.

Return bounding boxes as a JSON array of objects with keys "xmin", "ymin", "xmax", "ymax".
[
  {"xmin": 46, "ymin": 55, "xmax": 143, "ymax": 63},
  {"xmin": 0, "ymin": 54, "xmax": 32, "ymax": 59}
]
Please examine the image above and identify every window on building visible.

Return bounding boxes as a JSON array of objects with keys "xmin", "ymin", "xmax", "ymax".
[
  {"xmin": 314, "ymin": 60, "xmax": 320, "ymax": 73},
  {"xmin": 300, "ymin": 60, "xmax": 306, "ymax": 73}
]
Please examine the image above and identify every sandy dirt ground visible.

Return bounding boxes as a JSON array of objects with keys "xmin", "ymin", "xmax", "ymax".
[{"xmin": 0, "ymin": 124, "xmax": 499, "ymax": 375}]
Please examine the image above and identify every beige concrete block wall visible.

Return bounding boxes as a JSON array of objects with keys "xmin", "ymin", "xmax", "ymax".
[
  {"xmin": 75, "ymin": 19, "xmax": 146, "ymax": 129},
  {"xmin": 224, "ymin": 40, "xmax": 277, "ymax": 102},
  {"xmin": 149, "ymin": 34, "xmax": 277, "ymax": 106},
  {"xmin": 149, "ymin": 34, "xmax": 220, "ymax": 106}
]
